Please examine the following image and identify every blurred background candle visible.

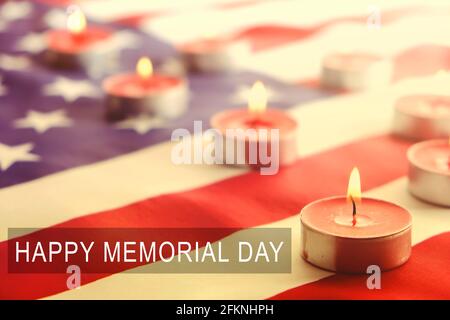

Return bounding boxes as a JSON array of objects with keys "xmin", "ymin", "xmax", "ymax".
[
  {"xmin": 210, "ymin": 81, "xmax": 298, "ymax": 167},
  {"xmin": 321, "ymin": 52, "xmax": 392, "ymax": 91},
  {"xmin": 300, "ymin": 167, "xmax": 412, "ymax": 273},
  {"xmin": 393, "ymin": 95, "xmax": 450, "ymax": 141},
  {"xmin": 408, "ymin": 138, "xmax": 450, "ymax": 206},
  {"xmin": 179, "ymin": 34, "xmax": 249, "ymax": 73},
  {"xmin": 44, "ymin": 7, "xmax": 113, "ymax": 69},
  {"xmin": 103, "ymin": 57, "xmax": 188, "ymax": 121}
]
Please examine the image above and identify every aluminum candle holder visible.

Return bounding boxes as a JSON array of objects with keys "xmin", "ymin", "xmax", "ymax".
[
  {"xmin": 179, "ymin": 38, "xmax": 250, "ymax": 73},
  {"xmin": 209, "ymin": 81, "xmax": 298, "ymax": 169},
  {"xmin": 393, "ymin": 95, "xmax": 450, "ymax": 141},
  {"xmin": 321, "ymin": 52, "xmax": 392, "ymax": 91},
  {"xmin": 300, "ymin": 168, "xmax": 412, "ymax": 274},
  {"xmin": 300, "ymin": 196, "xmax": 412, "ymax": 274},
  {"xmin": 102, "ymin": 57, "xmax": 189, "ymax": 121},
  {"xmin": 44, "ymin": 8, "xmax": 114, "ymax": 70},
  {"xmin": 407, "ymin": 139, "xmax": 450, "ymax": 207},
  {"xmin": 103, "ymin": 77, "xmax": 188, "ymax": 121}
]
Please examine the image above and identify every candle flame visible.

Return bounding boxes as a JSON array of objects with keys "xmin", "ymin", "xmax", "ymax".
[
  {"xmin": 347, "ymin": 167, "xmax": 361, "ymax": 203},
  {"xmin": 248, "ymin": 81, "xmax": 267, "ymax": 114},
  {"xmin": 136, "ymin": 57, "xmax": 153, "ymax": 80},
  {"xmin": 67, "ymin": 8, "xmax": 86, "ymax": 34}
]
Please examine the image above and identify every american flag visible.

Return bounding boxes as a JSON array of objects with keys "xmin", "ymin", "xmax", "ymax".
[{"xmin": 0, "ymin": 0, "xmax": 449, "ymax": 300}]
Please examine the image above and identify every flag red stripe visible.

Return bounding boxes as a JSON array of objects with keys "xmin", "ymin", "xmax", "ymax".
[
  {"xmin": 270, "ymin": 232, "xmax": 450, "ymax": 300},
  {"xmin": 113, "ymin": 11, "xmax": 167, "ymax": 28},
  {"xmin": 0, "ymin": 135, "xmax": 411, "ymax": 299}
]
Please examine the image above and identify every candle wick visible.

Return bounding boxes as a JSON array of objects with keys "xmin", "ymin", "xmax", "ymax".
[
  {"xmin": 351, "ymin": 196, "xmax": 357, "ymax": 226},
  {"xmin": 351, "ymin": 196, "xmax": 357, "ymax": 216}
]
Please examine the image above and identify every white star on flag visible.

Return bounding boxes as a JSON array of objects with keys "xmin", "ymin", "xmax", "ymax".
[
  {"xmin": 0, "ymin": 142, "xmax": 40, "ymax": 171},
  {"xmin": 0, "ymin": 1, "xmax": 32, "ymax": 21},
  {"xmin": 14, "ymin": 110, "xmax": 73, "ymax": 134},
  {"xmin": 230, "ymin": 84, "xmax": 279, "ymax": 105},
  {"xmin": 16, "ymin": 33, "xmax": 46, "ymax": 54},
  {"xmin": 43, "ymin": 77, "xmax": 100, "ymax": 102},
  {"xmin": 116, "ymin": 116, "xmax": 167, "ymax": 134},
  {"xmin": 0, "ymin": 54, "xmax": 31, "ymax": 71}
]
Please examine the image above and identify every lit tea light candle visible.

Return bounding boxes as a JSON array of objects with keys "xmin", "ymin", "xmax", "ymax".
[
  {"xmin": 393, "ymin": 95, "xmax": 450, "ymax": 140},
  {"xmin": 178, "ymin": 34, "xmax": 249, "ymax": 73},
  {"xmin": 45, "ymin": 7, "xmax": 113, "ymax": 68},
  {"xmin": 103, "ymin": 57, "xmax": 188, "ymax": 121},
  {"xmin": 301, "ymin": 167, "xmax": 412, "ymax": 273},
  {"xmin": 321, "ymin": 52, "xmax": 392, "ymax": 90},
  {"xmin": 210, "ymin": 81, "xmax": 298, "ymax": 167},
  {"xmin": 407, "ymin": 138, "xmax": 450, "ymax": 206}
]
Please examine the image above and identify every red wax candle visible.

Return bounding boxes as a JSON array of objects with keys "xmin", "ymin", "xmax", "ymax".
[
  {"xmin": 102, "ymin": 57, "xmax": 188, "ymax": 120},
  {"xmin": 393, "ymin": 95, "xmax": 450, "ymax": 140},
  {"xmin": 179, "ymin": 36, "xmax": 249, "ymax": 73},
  {"xmin": 45, "ymin": 8, "xmax": 113, "ymax": 68},
  {"xmin": 210, "ymin": 81, "xmax": 298, "ymax": 169},
  {"xmin": 408, "ymin": 139, "xmax": 450, "ymax": 206},
  {"xmin": 321, "ymin": 52, "xmax": 392, "ymax": 90},
  {"xmin": 301, "ymin": 168, "xmax": 412, "ymax": 273}
]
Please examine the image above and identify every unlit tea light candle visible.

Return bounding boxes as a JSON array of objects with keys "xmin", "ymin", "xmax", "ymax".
[
  {"xmin": 179, "ymin": 35, "xmax": 249, "ymax": 73},
  {"xmin": 45, "ymin": 8, "xmax": 113, "ymax": 69},
  {"xmin": 103, "ymin": 57, "xmax": 188, "ymax": 121},
  {"xmin": 210, "ymin": 81, "xmax": 298, "ymax": 168},
  {"xmin": 393, "ymin": 95, "xmax": 450, "ymax": 140},
  {"xmin": 321, "ymin": 52, "xmax": 392, "ymax": 91},
  {"xmin": 300, "ymin": 168, "xmax": 412, "ymax": 273},
  {"xmin": 407, "ymin": 138, "xmax": 450, "ymax": 206}
]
